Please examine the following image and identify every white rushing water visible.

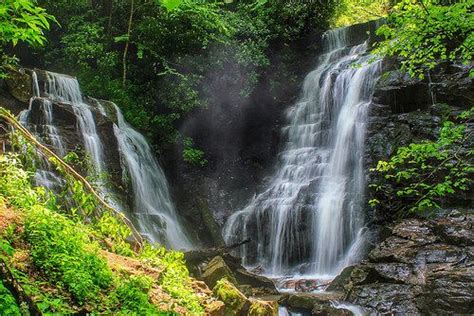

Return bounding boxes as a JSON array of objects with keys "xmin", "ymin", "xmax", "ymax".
[
  {"xmin": 223, "ymin": 26, "xmax": 381, "ymax": 282},
  {"xmin": 20, "ymin": 70, "xmax": 191, "ymax": 249},
  {"xmin": 111, "ymin": 103, "xmax": 192, "ymax": 249},
  {"xmin": 44, "ymin": 72, "xmax": 106, "ymax": 172}
]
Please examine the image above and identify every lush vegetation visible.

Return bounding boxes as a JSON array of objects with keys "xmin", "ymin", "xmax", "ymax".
[
  {"xmin": 0, "ymin": 282, "xmax": 21, "ymax": 315},
  {"xmin": 332, "ymin": 0, "xmax": 393, "ymax": 27},
  {"xmin": 370, "ymin": 108, "xmax": 473, "ymax": 216},
  {"xmin": 0, "ymin": 143, "xmax": 206, "ymax": 313},
  {"xmin": 0, "ymin": 0, "xmax": 56, "ymax": 77},
  {"xmin": 3, "ymin": 0, "xmax": 338, "ymax": 164},
  {"xmin": 374, "ymin": 0, "xmax": 473, "ymax": 78}
]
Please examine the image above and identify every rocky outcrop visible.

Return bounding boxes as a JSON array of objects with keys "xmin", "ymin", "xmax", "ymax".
[
  {"xmin": 278, "ymin": 292, "xmax": 353, "ymax": 316},
  {"xmin": 366, "ymin": 62, "xmax": 473, "ymax": 225},
  {"xmin": 0, "ymin": 68, "xmax": 130, "ymax": 210},
  {"xmin": 185, "ymin": 249, "xmax": 278, "ymax": 296},
  {"xmin": 332, "ymin": 209, "xmax": 473, "ymax": 314}
]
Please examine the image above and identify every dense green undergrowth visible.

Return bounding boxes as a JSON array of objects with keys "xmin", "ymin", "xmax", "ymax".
[
  {"xmin": 0, "ymin": 282, "xmax": 21, "ymax": 315},
  {"xmin": 0, "ymin": 150, "xmax": 205, "ymax": 314},
  {"xmin": 370, "ymin": 107, "xmax": 473, "ymax": 217}
]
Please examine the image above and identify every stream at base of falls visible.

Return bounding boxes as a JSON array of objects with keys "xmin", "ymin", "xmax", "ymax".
[{"xmin": 223, "ymin": 24, "xmax": 381, "ymax": 292}]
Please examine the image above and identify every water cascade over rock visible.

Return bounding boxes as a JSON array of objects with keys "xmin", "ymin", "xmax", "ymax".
[
  {"xmin": 223, "ymin": 26, "xmax": 381, "ymax": 284},
  {"xmin": 18, "ymin": 70, "xmax": 192, "ymax": 249}
]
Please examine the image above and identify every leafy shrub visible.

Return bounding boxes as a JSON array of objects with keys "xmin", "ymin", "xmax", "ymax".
[
  {"xmin": 0, "ymin": 282, "xmax": 21, "ymax": 316},
  {"xmin": 24, "ymin": 205, "xmax": 114, "ymax": 304},
  {"xmin": 332, "ymin": 0, "xmax": 392, "ymax": 27},
  {"xmin": 140, "ymin": 245, "xmax": 204, "ymax": 314},
  {"xmin": 374, "ymin": 0, "xmax": 473, "ymax": 78},
  {"xmin": 370, "ymin": 108, "xmax": 473, "ymax": 215},
  {"xmin": 182, "ymin": 137, "xmax": 207, "ymax": 167},
  {"xmin": 0, "ymin": 0, "xmax": 56, "ymax": 77},
  {"xmin": 109, "ymin": 275, "xmax": 163, "ymax": 315}
]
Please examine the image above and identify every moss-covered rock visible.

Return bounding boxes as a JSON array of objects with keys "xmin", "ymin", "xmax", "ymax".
[
  {"xmin": 213, "ymin": 279, "xmax": 249, "ymax": 316},
  {"xmin": 248, "ymin": 299, "xmax": 278, "ymax": 316},
  {"xmin": 202, "ymin": 256, "xmax": 237, "ymax": 289},
  {"xmin": 326, "ymin": 266, "xmax": 355, "ymax": 292},
  {"xmin": 5, "ymin": 69, "xmax": 32, "ymax": 104},
  {"xmin": 206, "ymin": 300, "xmax": 226, "ymax": 316}
]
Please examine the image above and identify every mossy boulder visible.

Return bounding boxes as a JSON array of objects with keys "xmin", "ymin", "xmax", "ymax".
[
  {"xmin": 326, "ymin": 266, "xmax": 355, "ymax": 292},
  {"xmin": 213, "ymin": 279, "xmax": 249, "ymax": 316},
  {"xmin": 206, "ymin": 300, "xmax": 226, "ymax": 316},
  {"xmin": 5, "ymin": 69, "xmax": 32, "ymax": 103},
  {"xmin": 202, "ymin": 256, "xmax": 237, "ymax": 289},
  {"xmin": 248, "ymin": 299, "xmax": 278, "ymax": 316}
]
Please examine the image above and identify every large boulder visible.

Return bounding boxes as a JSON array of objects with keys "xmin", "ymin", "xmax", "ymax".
[
  {"xmin": 339, "ymin": 210, "xmax": 474, "ymax": 314},
  {"xmin": 213, "ymin": 279, "xmax": 250, "ymax": 316},
  {"xmin": 185, "ymin": 251, "xmax": 278, "ymax": 295},
  {"xmin": 5, "ymin": 69, "xmax": 32, "ymax": 103},
  {"xmin": 202, "ymin": 256, "xmax": 237, "ymax": 289},
  {"xmin": 248, "ymin": 299, "xmax": 278, "ymax": 316}
]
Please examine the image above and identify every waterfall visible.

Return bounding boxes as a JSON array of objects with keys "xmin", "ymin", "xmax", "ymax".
[
  {"xmin": 44, "ymin": 72, "xmax": 106, "ymax": 173},
  {"xmin": 223, "ymin": 27, "xmax": 381, "ymax": 280},
  {"xmin": 110, "ymin": 103, "xmax": 192, "ymax": 249},
  {"xmin": 20, "ymin": 70, "xmax": 192, "ymax": 249}
]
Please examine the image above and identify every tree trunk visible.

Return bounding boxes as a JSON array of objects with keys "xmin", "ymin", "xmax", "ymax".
[{"xmin": 122, "ymin": 0, "xmax": 134, "ymax": 88}]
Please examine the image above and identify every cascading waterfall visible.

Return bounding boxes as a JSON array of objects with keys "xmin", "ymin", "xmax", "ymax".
[
  {"xmin": 19, "ymin": 71, "xmax": 67, "ymax": 190},
  {"xmin": 111, "ymin": 103, "xmax": 192, "ymax": 249},
  {"xmin": 44, "ymin": 72, "xmax": 106, "ymax": 172},
  {"xmin": 19, "ymin": 70, "xmax": 191, "ymax": 249},
  {"xmin": 223, "ymin": 27, "xmax": 381, "ymax": 282}
]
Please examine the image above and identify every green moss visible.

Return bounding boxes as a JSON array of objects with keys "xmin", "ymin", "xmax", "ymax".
[
  {"xmin": 248, "ymin": 299, "xmax": 278, "ymax": 316},
  {"xmin": 213, "ymin": 278, "xmax": 248, "ymax": 316},
  {"xmin": 202, "ymin": 256, "xmax": 237, "ymax": 289}
]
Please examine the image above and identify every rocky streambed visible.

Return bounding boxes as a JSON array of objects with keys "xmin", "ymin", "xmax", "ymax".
[{"xmin": 185, "ymin": 209, "xmax": 473, "ymax": 315}]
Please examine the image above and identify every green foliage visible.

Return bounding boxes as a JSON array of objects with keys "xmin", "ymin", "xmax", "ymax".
[
  {"xmin": 25, "ymin": 205, "xmax": 114, "ymax": 304},
  {"xmin": 0, "ymin": 0, "xmax": 56, "ymax": 77},
  {"xmin": 0, "ymin": 0, "xmax": 56, "ymax": 47},
  {"xmin": 371, "ymin": 108, "xmax": 473, "ymax": 215},
  {"xmin": 109, "ymin": 275, "xmax": 161, "ymax": 315},
  {"xmin": 374, "ymin": 0, "xmax": 473, "ymax": 78},
  {"xmin": 182, "ymin": 137, "xmax": 207, "ymax": 167},
  {"xmin": 34, "ymin": 0, "xmax": 338, "ymax": 159},
  {"xmin": 0, "ymin": 152, "xmax": 202, "ymax": 313},
  {"xmin": 0, "ymin": 282, "xmax": 21, "ymax": 315},
  {"xmin": 140, "ymin": 245, "xmax": 204, "ymax": 314},
  {"xmin": 332, "ymin": 0, "xmax": 392, "ymax": 27}
]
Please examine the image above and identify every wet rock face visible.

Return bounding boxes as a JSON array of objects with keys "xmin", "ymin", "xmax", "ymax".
[
  {"xmin": 365, "ymin": 63, "xmax": 473, "ymax": 225},
  {"xmin": 338, "ymin": 210, "xmax": 474, "ymax": 314}
]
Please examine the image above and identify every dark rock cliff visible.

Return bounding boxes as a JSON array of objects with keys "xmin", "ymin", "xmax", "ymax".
[
  {"xmin": 365, "ymin": 61, "xmax": 473, "ymax": 225},
  {"xmin": 337, "ymin": 61, "xmax": 474, "ymax": 314}
]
